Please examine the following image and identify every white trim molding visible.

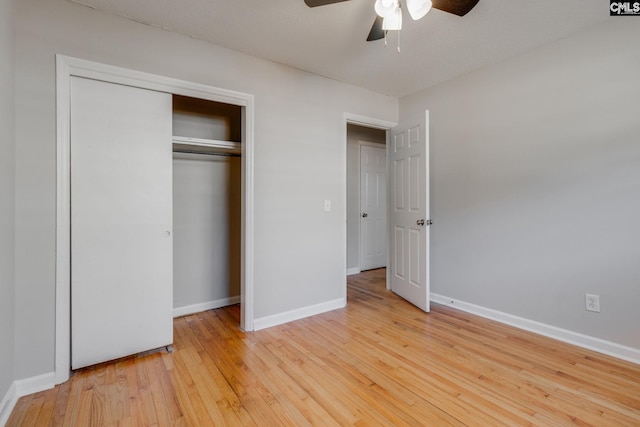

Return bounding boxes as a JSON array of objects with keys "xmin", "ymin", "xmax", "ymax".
[
  {"xmin": 431, "ymin": 293, "xmax": 640, "ymax": 365},
  {"xmin": 0, "ymin": 382, "xmax": 17, "ymax": 427},
  {"xmin": 173, "ymin": 296, "xmax": 241, "ymax": 318},
  {"xmin": 15, "ymin": 372, "xmax": 56, "ymax": 398},
  {"xmin": 0, "ymin": 372, "xmax": 57, "ymax": 426},
  {"xmin": 344, "ymin": 112, "xmax": 397, "ymax": 130},
  {"xmin": 346, "ymin": 268, "xmax": 361, "ymax": 276},
  {"xmin": 253, "ymin": 298, "xmax": 346, "ymax": 331},
  {"xmin": 55, "ymin": 55, "xmax": 255, "ymax": 385}
]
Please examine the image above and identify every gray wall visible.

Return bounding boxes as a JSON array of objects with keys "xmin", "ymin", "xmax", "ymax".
[
  {"xmin": 13, "ymin": 0, "xmax": 397, "ymax": 379},
  {"xmin": 346, "ymin": 124, "xmax": 386, "ymax": 271},
  {"xmin": 0, "ymin": 0, "xmax": 15, "ymax": 404},
  {"xmin": 173, "ymin": 154, "xmax": 241, "ymax": 309},
  {"xmin": 401, "ymin": 20, "xmax": 640, "ymax": 349}
]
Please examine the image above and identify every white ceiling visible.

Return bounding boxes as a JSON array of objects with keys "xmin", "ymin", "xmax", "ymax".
[{"xmin": 70, "ymin": 0, "xmax": 609, "ymax": 97}]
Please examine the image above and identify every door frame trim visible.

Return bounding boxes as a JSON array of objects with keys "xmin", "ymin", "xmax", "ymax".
[
  {"xmin": 55, "ymin": 55, "xmax": 255, "ymax": 383},
  {"xmin": 343, "ymin": 113, "xmax": 396, "ymax": 297}
]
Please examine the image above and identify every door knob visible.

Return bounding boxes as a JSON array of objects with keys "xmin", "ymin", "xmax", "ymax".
[
  {"xmin": 362, "ymin": 213, "xmax": 368, "ymax": 218},
  {"xmin": 417, "ymin": 219, "xmax": 425, "ymax": 226}
]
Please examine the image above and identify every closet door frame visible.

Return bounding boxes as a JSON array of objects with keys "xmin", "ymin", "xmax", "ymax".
[{"xmin": 55, "ymin": 55, "xmax": 255, "ymax": 384}]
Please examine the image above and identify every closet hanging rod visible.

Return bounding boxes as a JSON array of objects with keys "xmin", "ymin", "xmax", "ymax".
[{"xmin": 173, "ymin": 149, "xmax": 241, "ymax": 158}]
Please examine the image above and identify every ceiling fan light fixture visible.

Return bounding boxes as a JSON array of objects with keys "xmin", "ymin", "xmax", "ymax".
[
  {"xmin": 375, "ymin": 0, "xmax": 399, "ymax": 18},
  {"xmin": 406, "ymin": 0, "xmax": 432, "ymax": 20},
  {"xmin": 382, "ymin": 5, "xmax": 402, "ymax": 30}
]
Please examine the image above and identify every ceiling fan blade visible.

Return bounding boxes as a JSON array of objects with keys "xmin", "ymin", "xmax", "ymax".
[
  {"xmin": 432, "ymin": 0, "xmax": 480, "ymax": 16},
  {"xmin": 366, "ymin": 16, "xmax": 385, "ymax": 41},
  {"xmin": 304, "ymin": 0, "xmax": 351, "ymax": 7}
]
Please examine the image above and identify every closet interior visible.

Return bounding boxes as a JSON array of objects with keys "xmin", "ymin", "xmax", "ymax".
[{"xmin": 172, "ymin": 95, "xmax": 242, "ymax": 316}]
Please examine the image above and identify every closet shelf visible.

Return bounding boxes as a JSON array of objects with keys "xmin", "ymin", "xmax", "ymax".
[{"xmin": 172, "ymin": 136, "xmax": 241, "ymax": 151}]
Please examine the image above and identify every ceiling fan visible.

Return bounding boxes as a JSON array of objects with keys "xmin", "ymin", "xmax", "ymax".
[{"xmin": 304, "ymin": 0, "xmax": 480, "ymax": 42}]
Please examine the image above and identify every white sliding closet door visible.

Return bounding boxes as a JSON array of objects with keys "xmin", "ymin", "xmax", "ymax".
[{"xmin": 71, "ymin": 77, "xmax": 173, "ymax": 369}]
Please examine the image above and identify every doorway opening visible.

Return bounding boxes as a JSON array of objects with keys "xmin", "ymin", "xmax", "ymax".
[
  {"xmin": 172, "ymin": 95, "xmax": 243, "ymax": 318},
  {"xmin": 344, "ymin": 115, "xmax": 396, "ymax": 296},
  {"xmin": 346, "ymin": 123, "xmax": 387, "ymax": 275},
  {"xmin": 344, "ymin": 111, "xmax": 431, "ymax": 312}
]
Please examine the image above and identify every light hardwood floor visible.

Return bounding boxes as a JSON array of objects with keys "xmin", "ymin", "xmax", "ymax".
[{"xmin": 8, "ymin": 268, "xmax": 640, "ymax": 426}]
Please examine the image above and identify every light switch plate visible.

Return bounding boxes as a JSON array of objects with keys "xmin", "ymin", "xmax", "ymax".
[{"xmin": 324, "ymin": 199, "xmax": 331, "ymax": 212}]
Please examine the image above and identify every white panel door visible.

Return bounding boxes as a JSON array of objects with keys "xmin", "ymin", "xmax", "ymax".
[
  {"xmin": 71, "ymin": 76, "xmax": 173, "ymax": 369},
  {"xmin": 389, "ymin": 111, "xmax": 430, "ymax": 311},
  {"xmin": 360, "ymin": 144, "xmax": 387, "ymax": 271}
]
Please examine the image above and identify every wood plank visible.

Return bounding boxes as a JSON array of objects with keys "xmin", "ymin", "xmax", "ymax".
[
  {"xmin": 8, "ymin": 393, "xmax": 39, "ymax": 427},
  {"xmin": 6, "ymin": 268, "xmax": 640, "ymax": 426}
]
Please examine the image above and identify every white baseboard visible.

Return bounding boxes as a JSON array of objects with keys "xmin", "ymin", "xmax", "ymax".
[
  {"xmin": 253, "ymin": 297, "xmax": 346, "ymax": 331},
  {"xmin": 0, "ymin": 382, "xmax": 17, "ymax": 427},
  {"xmin": 15, "ymin": 372, "xmax": 56, "ymax": 398},
  {"xmin": 431, "ymin": 293, "xmax": 640, "ymax": 365},
  {"xmin": 0, "ymin": 372, "xmax": 56, "ymax": 427},
  {"xmin": 173, "ymin": 296, "xmax": 241, "ymax": 318},
  {"xmin": 346, "ymin": 268, "xmax": 361, "ymax": 276}
]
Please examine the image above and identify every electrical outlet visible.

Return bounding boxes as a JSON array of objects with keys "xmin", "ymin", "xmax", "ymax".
[{"xmin": 585, "ymin": 294, "xmax": 600, "ymax": 313}]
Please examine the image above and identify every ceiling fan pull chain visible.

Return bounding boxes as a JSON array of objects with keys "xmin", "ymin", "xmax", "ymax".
[{"xmin": 384, "ymin": 30, "xmax": 388, "ymax": 47}]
